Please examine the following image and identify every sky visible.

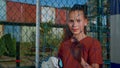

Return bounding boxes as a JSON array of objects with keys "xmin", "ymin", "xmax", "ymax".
[{"xmin": 11, "ymin": 0, "xmax": 88, "ymax": 8}]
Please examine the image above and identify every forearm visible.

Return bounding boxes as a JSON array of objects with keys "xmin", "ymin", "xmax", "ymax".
[
  {"xmin": 81, "ymin": 63, "xmax": 99, "ymax": 68},
  {"xmin": 81, "ymin": 58, "xmax": 99, "ymax": 68}
]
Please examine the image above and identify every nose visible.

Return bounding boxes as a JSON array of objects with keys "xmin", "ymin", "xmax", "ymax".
[{"xmin": 72, "ymin": 21, "xmax": 78, "ymax": 27}]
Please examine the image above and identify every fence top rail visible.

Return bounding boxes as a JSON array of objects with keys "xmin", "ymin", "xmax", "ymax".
[{"xmin": 0, "ymin": 21, "xmax": 66, "ymax": 28}]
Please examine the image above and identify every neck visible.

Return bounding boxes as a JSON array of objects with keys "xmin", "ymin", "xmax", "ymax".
[{"xmin": 73, "ymin": 32, "xmax": 86, "ymax": 41}]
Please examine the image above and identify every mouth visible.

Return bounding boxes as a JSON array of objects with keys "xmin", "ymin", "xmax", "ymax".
[{"xmin": 72, "ymin": 29, "xmax": 78, "ymax": 32}]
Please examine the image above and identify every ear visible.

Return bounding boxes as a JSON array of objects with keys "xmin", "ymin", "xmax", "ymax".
[{"xmin": 84, "ymin": 19, "xmax": 88, "ymax": 26}]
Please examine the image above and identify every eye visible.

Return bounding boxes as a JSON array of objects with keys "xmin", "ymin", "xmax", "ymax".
[
  {"xmin": 77, "ymin": 19, "xmax": 81, "ymax": 22},
  {"xmin": 69, "ymin": 20, "xmax": 74, "ymax": 22},
  {"xmin": 69, "ymin": 20, "xmax": 74, "ymax": 24}
]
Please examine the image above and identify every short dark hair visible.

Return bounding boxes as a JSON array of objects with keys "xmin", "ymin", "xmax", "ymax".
[{"xmin": 70, "ymin": 4, "xmax": 87, "ymax": 18}]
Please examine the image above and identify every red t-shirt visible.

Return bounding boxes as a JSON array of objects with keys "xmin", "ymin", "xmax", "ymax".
[{"xmin": 58, "ymin": 36, "xmax": 103, "ymax": 68}]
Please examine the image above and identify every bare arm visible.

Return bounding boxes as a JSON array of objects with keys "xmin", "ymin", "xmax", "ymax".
[{"xmin": 81, "ymin": 58, "xmax": 99, "ymax": 68}]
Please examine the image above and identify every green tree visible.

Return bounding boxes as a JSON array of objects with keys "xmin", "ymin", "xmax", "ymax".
[{"xmin": 0, "ymin": 34, "xmax": 16, "ymax": 57}]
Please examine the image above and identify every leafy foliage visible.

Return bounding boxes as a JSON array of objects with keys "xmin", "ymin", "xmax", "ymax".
[
  {"xmin": 40, "ymin": 21, "xmax": 63, "ymax": 52},
  {"xmin": 0, "ymin": 38, "xmax": 6, "ymax": 56},
  {"xmin": 0, "ymin": 34, "xmax": 16, "ymax": 57}
]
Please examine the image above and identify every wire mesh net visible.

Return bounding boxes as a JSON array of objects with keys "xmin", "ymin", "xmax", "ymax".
[{"xmin": 0, "ymin": 0, "xmax": 110, "ymax": 68}]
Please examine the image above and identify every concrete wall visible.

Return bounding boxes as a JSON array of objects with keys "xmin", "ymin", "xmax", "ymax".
[{"xmin": 110, "ymin": 0, "xmax": 120, "ymax": 67}]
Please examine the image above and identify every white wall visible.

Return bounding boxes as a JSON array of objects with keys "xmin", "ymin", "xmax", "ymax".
[
  {"xmin": 0, "ymin": 0, "xmax": 6, "ymax": 21},
  {"xmin": 111, "ymin": 14, "xmax": 120, "ymax": 64},
  {"xmin": 41, "ymin": 6, "xmax": 55, "ymax": 23},
  {"xmin": 21, "ymin": 26, "xmax": 36, "ymax": 42}
]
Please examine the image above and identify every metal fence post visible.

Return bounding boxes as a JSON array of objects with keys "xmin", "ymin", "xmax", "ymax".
[
  {"xmin": 16, "ymin": 42, "xmax": 20, "ymax": 68},
  {"xmin": 36, "ymin": 0, "xmax": 40, "ymax": 68}
]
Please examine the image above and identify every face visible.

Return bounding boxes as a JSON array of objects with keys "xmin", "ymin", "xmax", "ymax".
[{"xmin": 68, "ymin": 10, "xmax": 87, "ymax": 35}]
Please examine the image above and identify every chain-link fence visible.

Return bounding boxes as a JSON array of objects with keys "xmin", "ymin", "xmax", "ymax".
[{"xmin": 0, "ymin": 0, "xmax": 110, "ymax": 68}]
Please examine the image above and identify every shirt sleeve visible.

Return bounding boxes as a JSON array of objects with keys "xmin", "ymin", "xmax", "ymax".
[
  {"xmin": 88, "ymin": 39, "xmax": 103, "ymax": 65},
  {"xmin": 58, "ymin": 43, "xmax": 64, "ymax": 59}
]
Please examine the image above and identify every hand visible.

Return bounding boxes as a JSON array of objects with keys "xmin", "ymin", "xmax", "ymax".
[
  {"xmin": 81, "ymin": 57, "xmax": 86, "ymax": 65},
  {"xmin": 81, "ymin": 57, "xmax": 93, "ymax": 68}
]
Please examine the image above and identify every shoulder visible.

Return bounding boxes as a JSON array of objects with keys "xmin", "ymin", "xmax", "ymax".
[
  {"xmin": 87, "ymin": 37, "xmax": 101, "ymax": 50},
  {"xmin": 92, "ymin": 37, "xmax": 101, "ymax": 46},
  {"xmin": 58, "ymin": 39, "xmax": 71, "ymax": 56},
  {"xmin": 83, "ymin": 36, "xmax": 101, "ymax": 47},
  {"xmin": 61, "ymin": 39, "xmax": 71, "ymax": 46},
  {"xmin": 58, "ymin": 39, "xmax": 71, "ymax": 49},
  {"xmin": 86, "ymin": 36, "xmax": 100, "ymax": 44}
]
